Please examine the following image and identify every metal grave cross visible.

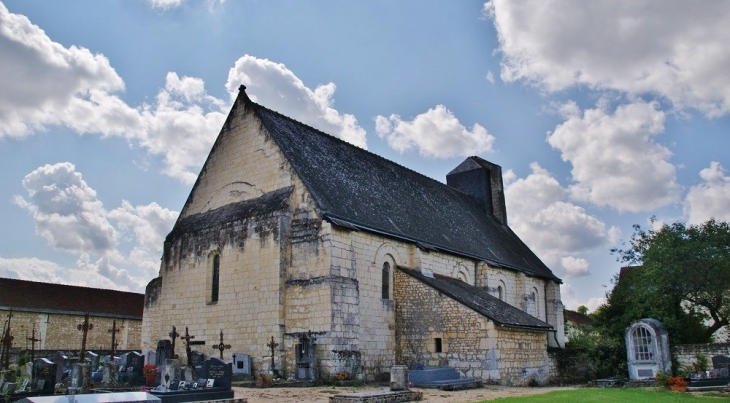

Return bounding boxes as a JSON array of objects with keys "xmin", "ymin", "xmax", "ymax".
[
  {"xmin": 77, "ymin": 312, "xmax": 94, "ymax": 363},
  {"xmin": 1, "ymin": 311, "xmax": 14, "ymax": 369},
  {"xmin": 266, "ymin": 335, "xmax": 279, "ymax": 373},
  {"xmin": 211, "ymin": 330, "xmax": 231, "ymax": 359},
  {"xmin": 169, "ymin": 326, "xmax": 180, "ymax": 359},
  {"xmin": 27, "ymin": 323, "xmax": 42, "ymax": 362},
  {"xmin": 181, "ymin": 326, "xmax": 197, "ymax": 366},
  {"xmin": 108, "ymin": 320, "xmax": 122, "ymax": 358}
]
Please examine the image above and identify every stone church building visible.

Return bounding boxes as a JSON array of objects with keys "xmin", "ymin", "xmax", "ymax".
[{"xmin": 142, "ymin": 85, "xmax": 565, "ymax": 385}]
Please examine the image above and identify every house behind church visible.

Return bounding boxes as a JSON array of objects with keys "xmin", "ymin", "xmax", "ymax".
[{"xmin": 142, "ymin": 85, "xmax": 565, "ymax": 385}]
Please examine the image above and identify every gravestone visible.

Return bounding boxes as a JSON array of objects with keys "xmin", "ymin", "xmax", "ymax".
[
  {"xmin": 189, "ymin": 351, "xmax": 205, "ymax": 367},
  {"xmin": 712, "ymin": 355, "xmax": 730, "ymax": 370},
  {"xmin": 197, "ymin": 357, "xmax": 231, "ymax": 389},
  {"xmin": 231, "ymin": 353, "xmax": 251, "ymax": 376},
  {"xmin": 155, "ymin": 340, "xmax": 172, "ymax": 367},
  {"xmin": 21, "ymin": 362, "xmax": 33, "ymax": 389},
  {"xmin": 32, "ymin": 358, "xmax": 56, "ymax": 393},
  {"xmin": 102, "ymin": 361, "xmax": 119, "ymax": 388},
  {"xmin": 51, "ymin": 352, "xmax": 69, "ymax": 384},
  {"xmin": 625, "ymin": 318, "xmax": 671, "ymax": 380},
  {"xmin": 119, "ymin": 351, "xmax": 145, "ymax": 385},
  {"xmin": 2, "ymin": 382, "xmax": 16, "ymax": 394},
  {"xmin": 85, "ymin": 351, "xmax": 100, "ymax": 370},
  {"xmin": 160, "ymin": 359, "xmax": 180, "ymax": 390},
  {"xmin": 122, "ymin": 352, "xmax": 144, "ymax": 374},
  {"xmin": 146, "ymin": 351, "xmax": 157, "ymax": 369},
  {"xmin": 69, "ymin": 362, "xmax": 91, "ymax": 394}
]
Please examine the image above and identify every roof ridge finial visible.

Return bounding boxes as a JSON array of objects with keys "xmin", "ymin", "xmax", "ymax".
[{"xmin": 238, "ymin": 84, "xmax": 251, "ymax": 103}]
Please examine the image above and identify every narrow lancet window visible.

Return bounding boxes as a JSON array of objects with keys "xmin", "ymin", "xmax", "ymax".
[
  {"xmin": 382, "ymin": 262, "xmax": 390, "ymax": 300},
  {"xmin": 211, "ymin": 254, "xmax": 220, "ymax": 302}
]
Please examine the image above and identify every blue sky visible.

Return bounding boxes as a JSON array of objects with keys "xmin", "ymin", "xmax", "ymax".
[{"xmin": 1, "ymin": 1, "xmax": 729, "ymax": 312}]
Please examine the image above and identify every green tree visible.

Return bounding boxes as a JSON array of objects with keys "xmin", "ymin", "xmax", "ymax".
[
  {"xmin": 577, "ymin": 305, "xmax": 589, "ymax": 315},
  {"xmin": 607, "ymin": 218, "xmax": 730, "ymax": 342}
]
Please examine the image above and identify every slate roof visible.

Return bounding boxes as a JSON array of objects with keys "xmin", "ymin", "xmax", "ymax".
[
  {"xmin": 0, "ymin": 277, "xmax": 144, "ymax": 319},
  {"xmin": 167, "ymin": 186, "xmax": 291, "ymax": 242},
  {"xmin": 398, "ymin": 267, "xmax": 552, "ymax": 330},
  {"xmin": 246, "ymin": 91, "xmax": 559, "ymax": 281}
]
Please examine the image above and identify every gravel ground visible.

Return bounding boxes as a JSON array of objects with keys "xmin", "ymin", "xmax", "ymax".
[{"xmin": 233, "ymin": 385, "xmax": 576, "ymax": 403}]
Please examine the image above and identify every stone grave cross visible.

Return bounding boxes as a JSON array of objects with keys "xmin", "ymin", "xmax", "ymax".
[
  {"xmin": 266, "ymin": 336, "xmax": 278, "ymax": 373},
  {"xmin": 108, "ymin": 319, "xmax": 122, "ymax": 357},
  {"xmin": 212, "ymin": 330, "xmax": 231, "ymax": 359},
  {"xmin": 77, "ymin": 313, "xmax": 94, "ymax": 363},
  {"xmin": 26, "ymin": 324, "xmax": 42, "ymax": 362},
  {"xmin": 169, "ymin": 326, "xmax": 180, "ymax": 359}
]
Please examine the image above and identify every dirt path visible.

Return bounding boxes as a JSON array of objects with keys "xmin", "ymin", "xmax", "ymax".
[{"xmin": 233, "ymin": 385, "xmax": 575, "ymax": 403}]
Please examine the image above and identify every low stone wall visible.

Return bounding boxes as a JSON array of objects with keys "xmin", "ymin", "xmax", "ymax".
[
  {"xmin": 329, "ymin": 390, "xmax": 423, "ymax": 403},
  {"xmin": 674, "ymin": 343, "xmax": 730, "ymax": 372}
]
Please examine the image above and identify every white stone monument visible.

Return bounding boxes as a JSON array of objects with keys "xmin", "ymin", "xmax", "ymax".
[{"xmin": 626, "ymin": 318, "xmax": 671, "ymax": 379}]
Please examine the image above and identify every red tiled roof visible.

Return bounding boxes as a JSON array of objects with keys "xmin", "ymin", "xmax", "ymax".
[
  {"xmin": 0, "ymin": 277, "xmax": 144, "ymax": 319},
  {"xmin": 564, "ymin": 309, "xmax": 593, "ymax": 326}
]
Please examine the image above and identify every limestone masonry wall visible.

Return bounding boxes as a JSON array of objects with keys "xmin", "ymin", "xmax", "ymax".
[
  {"xmin": 393, "ymin": 269, "xmax": 550, "ymax": 385},
  {"xmin": 674, "ymin": 343, "xmax": 730, "ymax": 372},
  {"xmin": 0, "ymin": 309, "xmax": 140, "ymax": 352}
]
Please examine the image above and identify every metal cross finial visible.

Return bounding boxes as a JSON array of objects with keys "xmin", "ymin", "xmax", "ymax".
[
  {"xmin": 77, "ymin": 313, "xmax": 94, "ymax": 363},
  {"xmin": 266, "ymin": 336, "xmax": 279, "ymax": 373},
  {"xmin": 212, "ymin": 330, "xmax": 231, "ymax": 359},
  {"xmin": 108, "ymin": 320, "xmax": 122, "ymax": 358},
  {"xmin": 169, "ymin": 326, "xmax": 180, "ymax": 359}
]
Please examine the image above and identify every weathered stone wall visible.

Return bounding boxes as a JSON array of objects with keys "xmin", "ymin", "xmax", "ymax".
[
  {"xmin": 674, "ymin": 343, "xmax": 730, "ymax": 372},
  {"xmin": 0, "ymin": 309, "xmax": 141, "ymax": 352},
  {"xmin": 392, "ymin": 268, "xmax": 550, "ymax": 385},
  {"xmin": 141, "ymin": 96, "xmax": 564, "ymax": 382},
  {"xmin": 142, "ymin": 99, "xmax": 306, "ymax": 376}
]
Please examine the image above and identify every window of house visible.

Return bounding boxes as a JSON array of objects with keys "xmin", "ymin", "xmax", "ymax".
[
  {"xmin": 497, "ymin": 285, "xmax": 504, "ymax": 301},
  {"xmin": 211, "ymin": 254, "xmax": 220, "ymax": 303},
  {"xmin": 434, "ymin": 338, "xmax": 442, "ymax": 353},
  {"xmin": 632, "ymin": 326, "xmax": 655, "ymax": 361},
  {"xmin": 382, "ymin": 262, "xmax": 390, "ymax": 300}
]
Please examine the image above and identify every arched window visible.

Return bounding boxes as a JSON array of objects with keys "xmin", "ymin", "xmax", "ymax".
[
  {"xmin": 381, "ymin": 262, "xmax": 390, "ymax": 300},
  {"xmin": 211, "ymin": 254, "xmax": 220, "ymax": 303},
  {"xmin": 632, "ymin": 326, "xmax": 655, "ymax": 361},
  {"xmin": 497, "ymin": 285, "xmax": 504, "ymax": 301}
]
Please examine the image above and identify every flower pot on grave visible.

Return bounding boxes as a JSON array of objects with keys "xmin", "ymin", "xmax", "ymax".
[{"xmin": 145, "ymin": 372, "xmax": 157, "ymax": 386}]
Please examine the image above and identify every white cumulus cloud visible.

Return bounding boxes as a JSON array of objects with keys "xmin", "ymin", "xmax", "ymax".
[
  {"xmin": 561, "ymin": 256, "xmax": 590, "ymax": 279},
  {"xmin": 561, "ymin": 283, "xmax": 606, "ymax": 312},
  {"xmin": 109, "ymin": 200, "xmax": 178, "ymax": 276},
  {"xmin": 0, "ymin": 257, "xmax": 66, "ymax": 284},
  {"xmin": 505, "ymin": 163, "xmax": 617, "ymax": 275},
  {"xmin": 225, "ymin": 55, "xmax": 367, "ymax": 149},
  {"xmin": 12, "ymin": 163, "xmax": 179, "ymax": 291},
  {"xmin": 0, "ymin": 7, "xmax": 361, "ymax": 183},
  {"xmin": 375, "ymin": 105, "xmax": 495, "ymax": 158},
  {"xmin": 684, "ymin": 162, "xmax": 730, "ymax": 224},
  {"xmin": 486, "ymin": 0, "xmax": 730, "ymax": 116},
  {"xmin": 14, "ymin": 163, "xmax": 118, "ymax": 255},
  {"xmin": 548, "ymin": 100, "xmax": 680, "ymax": 212},
  {"xmin": 0, "ymin": 2, "xmax": 125, "ymax": 137}
]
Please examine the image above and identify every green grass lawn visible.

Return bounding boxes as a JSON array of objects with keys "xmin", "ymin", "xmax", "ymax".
[{"xmin": 477, "ymin": 388, "xmax": 727, "ymax": 402}]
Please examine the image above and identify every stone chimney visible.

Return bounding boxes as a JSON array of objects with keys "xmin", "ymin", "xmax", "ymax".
[{"xmin": 446, "ymin": 157, "xmax": 508, "ymax": 225}]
